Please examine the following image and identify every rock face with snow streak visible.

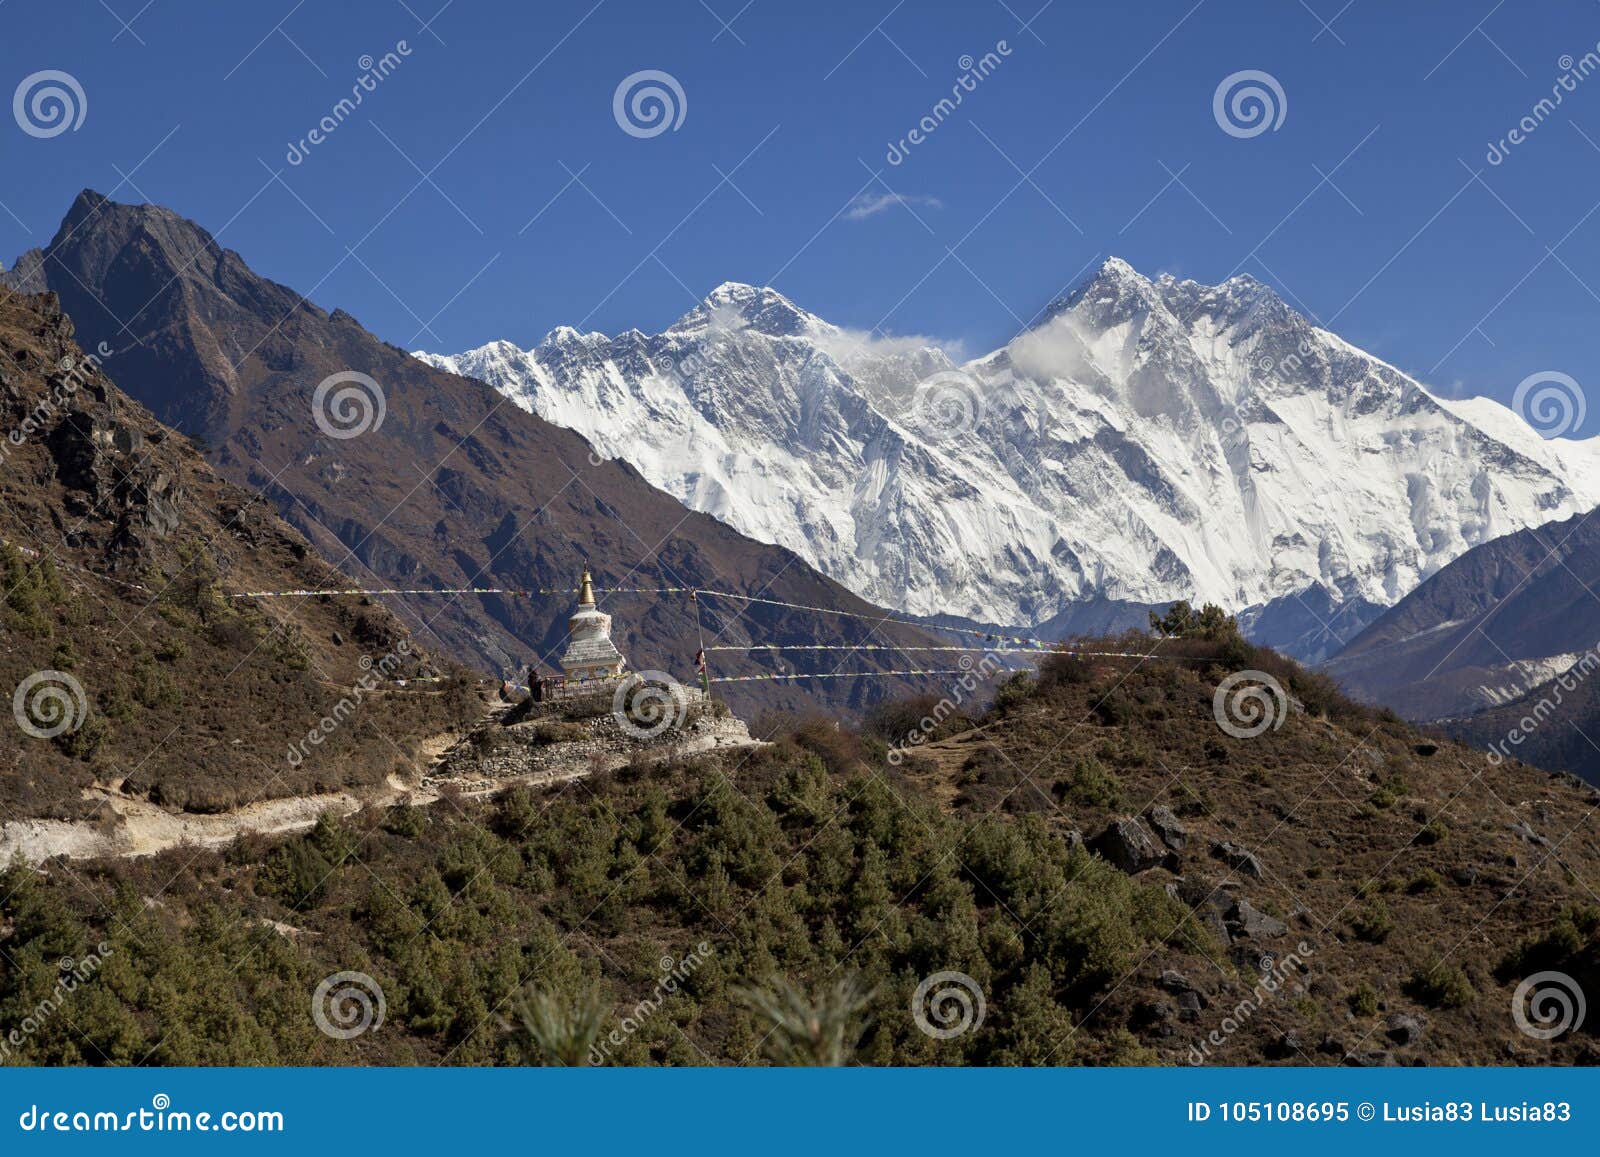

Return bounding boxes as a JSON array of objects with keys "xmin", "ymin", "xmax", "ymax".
[{"xmin": 418, "ymin": 259, "xmax": 1600, "ymax": 632}]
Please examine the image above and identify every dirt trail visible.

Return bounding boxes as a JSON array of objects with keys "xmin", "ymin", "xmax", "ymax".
[
  {"xmin": 1, "ymin": 722, "xmax": 481, "ymax": 867},
  {"xmin": 0, "ymin": 732, "xmax": 748, "ymax": 870},
  {"xmin": 2, "ymin": 764, "xmax": 602, "ymax": 866},
  {"xmin": 0, "ymin": 787, "xmax": 374, "ymax": 866},
  {"xmin": 1, "ymin": 714, "xmax": 762, "ymax": 866}
]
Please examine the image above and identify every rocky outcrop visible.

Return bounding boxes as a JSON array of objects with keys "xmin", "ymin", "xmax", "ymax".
[
  {"xmin": 0, "ymin": 288, "xmax": 479, "ymax": 819},
  {"xmin": 1145, "ymin": 804, "xmax": 1188, "ymax": 850},
  {"xmin": 0, "ymin": 247, "xmax": 48, "ymax": 294},
  {"xmin": 8, "ymin": 296, "xmax": 186, "ymax": 559},
  {"xmin": 1212, "ymin": 840, "xmax": 1264, "ymax": 879},
  {"xmin": 1386, "ymin": 1013, "xmax": 1427, "ymax": 1046},
  {"xmin": 1090, "ymin": 816, "xmax": 1164, "ymax": 874},
  {"xmin": 1226, "ymin": 897, "xmax": 1288, "ymax": 940}
]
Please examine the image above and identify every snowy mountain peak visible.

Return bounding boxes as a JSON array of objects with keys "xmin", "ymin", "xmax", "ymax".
[
  {"xmin": 538, "ymin": 325, "xmax": 606, "ymax": 349},
  {"xmin": 1039, "ymin": 255, "xmax": 1177, "ymax": 330},
  {"xmin": 1220, "ymin": 270, "xmax": 1266, "ymax": 292},
  {"xmin": 704, "ymin": 280, "xmax": 771, "ymax": 305},
  {"xmin": 1052, "ymin": 259, "xmax": 1285, "ymax": 333},
  {"xmin": 1073, "ymin": 254, "xmax": 1155, "ymax": 297},
  {"xmin": 673, "ymin": 281, "xmax": 828, "ymax": 339},
  {"xmin": 1095, "ymin": 255, "xmax": 1143, "ymax": 281},
  {"xmin": 1151, "ymin": 270, "xmax": 1287, "ymax": 334},
  {"xmin": 419, "ymin": 260, "xmax": 1600, "ymax": 631}
]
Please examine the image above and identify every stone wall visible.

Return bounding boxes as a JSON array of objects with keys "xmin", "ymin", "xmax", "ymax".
[{"xmin": 425, "ymin": 694, "xmax": 759, "ymax": 796}]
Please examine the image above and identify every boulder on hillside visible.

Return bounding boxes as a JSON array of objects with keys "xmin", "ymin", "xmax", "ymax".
[
  {"xmin": 1211, "ymin": 840, "xmax": 1264, "ymax": 878},
  {"xmin": 1175, "ymin": 875, "xmax": 1235, "ymax": 942},
  {"xmin": 1158, "ymin": 970, "xmax": 1194, "ymax": 994},
  {"xmin": 1227, "ymin": 897, "xmax": 1288, "ymax": 940},
  {"xmin": 1090, "ymin": 817, "xmax": 1164, "ymax": 874},
  {"xmin": 1386, "ymin": 1013, "xmax": 1427, "ymax": 1046},
  {"xmin": 1145, "ymin": 804, "xmax": 1188, "ymax": 849}
]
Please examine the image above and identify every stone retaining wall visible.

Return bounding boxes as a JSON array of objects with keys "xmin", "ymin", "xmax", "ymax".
[{"xmin": 425, "ymin": 696, "xmax": 760, "ymax": 795}]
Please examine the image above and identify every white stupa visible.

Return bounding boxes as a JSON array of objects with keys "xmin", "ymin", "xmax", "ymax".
[{"xmin": 559, "ymin": 568, "xmax": 627, "ymax": 682}]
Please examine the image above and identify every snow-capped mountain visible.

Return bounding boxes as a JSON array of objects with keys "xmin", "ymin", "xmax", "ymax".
[{"xmin": 416, "ymin": 259, "xmax": 1600, "ymax": 631}]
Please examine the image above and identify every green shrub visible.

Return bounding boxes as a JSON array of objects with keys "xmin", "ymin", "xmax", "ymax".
[
  {"xmin": 258, "ymin": 840, "xmax": 333, "ymax": 910},
  {"xmin": 1407, "ymin": 870, "xmax": 1443, "ymax": 894},
  {"xmin": 1366, "ymin": 772, "xmax": 1407, "ymax": 809},
  {"xmin": 1092, "ymin": 693, "xmax": 1132, "ymax": 726},
  {"xmin": 735, "ymin": 974, "xmax": 875, "ymax": 1066},
  {"xmin": 382, "ymin": 803, "xmax": 428, "ymax": 838},
  {"xmin": 1148, "ymin": 600, "xmax": 1240, "ymax": 642},
  {"xmin": 1404, "ymin": 962, "xmax": 1474, "ymax": 1009},
  {"xmin": 133, "ymin": 661, "xmax": 182, "ymax": 709},
  {"xmin": 992, "ymin": 672, "xmax": 1036, "ymax": 711},
  {"xmin": 1349, "ymin": 983, "xmax": 1379, "ymax": 1017},
  {"xmin": 1052, "ymin": 757, "xmax": 1121, "ymax": 809},
  {"xmin": 2, "ymin": 544, "xmax": 60, "ymax": 635},
  {"xmin": 56, "ymin": 710, "xmax": 108, "ymax": 760},
  {"xmin": 1415, "ymin": 819, "xmax": 1449, "ymax": 846},
  {"xmin": 1497, "ymin": 904, "xmax": 1599, "ymax": 979},
  {"xmin": 511, "ymin": 986, "xmax": 612, "ymax": 1066},
  {"xmin": 1350, "ymin": 900, "xmax": 1394, "ymax": 943}
]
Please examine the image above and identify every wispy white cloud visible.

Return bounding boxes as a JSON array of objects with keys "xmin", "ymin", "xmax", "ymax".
[
  {"xmin": 1008, "ymin": 313, "xmax": 1094, "ymax": 383},
  {"xmin": 812, "ymin": 326, "xmax": 965, "ymax": 367},
  {"xmin": 844, "ymin": 191, "xmax": 943, "ymax": 221}
]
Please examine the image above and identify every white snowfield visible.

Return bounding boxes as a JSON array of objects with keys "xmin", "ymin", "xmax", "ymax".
[{"xmin": 417, "ymin": 259, "xmax": 1600, "ymax": 629}]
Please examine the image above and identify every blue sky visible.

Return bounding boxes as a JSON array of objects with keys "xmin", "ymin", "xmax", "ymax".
[{"xmin": 3, "ymin": 0, "xmax": 1599, "ymax": 433}]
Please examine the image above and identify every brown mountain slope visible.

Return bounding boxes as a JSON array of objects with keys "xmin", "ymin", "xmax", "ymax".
[
  {"xmin": 3, "ymin": 632, "xmax": 1596, "ymax": 1065},
  {"xmin": 1326, "ymin": 507, "xmax": 1600, "ymax": 721},
  {"xmin": 1442, "ymin": 663, "xmax": 1600, "ymax": 785},
  {"xmin": 6, "ymin": 191, "xmax": 949, "ymax": 719},
  {"xmin": 1325, "ymin": 507, "xmax": 1600, "ymax": 783},
  {"xmin": 0, "ymin": 290, "xmax": 482, "ymax": 818}
]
